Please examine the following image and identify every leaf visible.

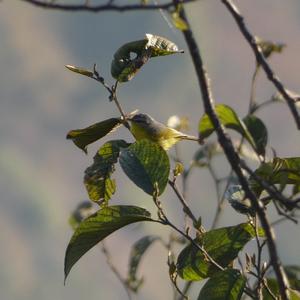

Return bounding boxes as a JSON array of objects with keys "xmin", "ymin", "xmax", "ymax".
[
  {"xmin": 65, "ymin": 65, "xmax": 94, "ymax": 78},
  {"xmin": 119, "ymin": 139, "xmax": 170, "ymax": 196},
  {"xmin": 256, "ymin": 39, "xmax": 286, "ymax": 59},
  {"xmin": 243, "ymin": 115, "xmax": 268, "ymax": 156},
  {"xmin": 225, "ymin": 185, "xmax": 255, "ymax": 216},
  {"xmin": 177, "ymin": 223, "xmax": 264, "ymax": 281},
  {"xmin": 64, "ymin": 205, "xmax": 154, "ymax": 282},
  {"xmin": 111, "ymin": 34, "xmax": 183, "ymax": 82},
  {"xmin": 84, "ymin": 140, "xmax": 129, "ymax": 205},
  {"xmin": 263, "ymin": 278, "xmax": 300, "ymax": 300},
  {"xmin": 198, "ymin": 269, "xmax": 246, "ymax": 300},
  {"xmin": 171, "ymin": 12, "xmax": 189, "ymax": 31},
  {"xmin": 284, "ymin": 265, "xmax": 300, "ymax": 291},
  {"xmin": 66, "ymin": 118, "xmax": 122, "ymax": 153},
  {"xmin": 198, "ymin": 104, "xmax": 256, "ymax": 151},
  {"xmin": 250, "ymin": 157, "xmax": 300, "ymax": 195},
  {"xmin": 127, "ymin": 235, "xmax": 160, "ymax": 291},
  {"xmin": 145, "ymin": 33, "xmax": 184, "ymax": 57}
]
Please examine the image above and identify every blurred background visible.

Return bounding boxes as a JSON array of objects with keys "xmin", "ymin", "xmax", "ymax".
[{"xmin": 1, "ymin": 0, "xmax": 299, "ymax": 299}]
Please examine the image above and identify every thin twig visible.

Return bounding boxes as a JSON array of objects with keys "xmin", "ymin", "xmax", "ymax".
[
  {"xmin": 177, "ymin": 3, "xmax": 290, "ymax": 299},
  {"xmin": 101, "ymin": 242, "xmax": 132, "ymax": 300},
  {"xmin": 221, "ymin": 0, "xmax": 300, "ymax": 129},
  {"xmin": 20, "ymin": 0, "xmax": 198, "ymax": 12},
  {"xmin": 168, "ymin": 179, "xmax": 201, "ymax": 230}
]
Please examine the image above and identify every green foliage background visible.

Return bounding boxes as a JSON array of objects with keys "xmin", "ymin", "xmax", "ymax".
[{"xmin": 0, "ymin": 1, "xmax": 300, "ymax": 300}]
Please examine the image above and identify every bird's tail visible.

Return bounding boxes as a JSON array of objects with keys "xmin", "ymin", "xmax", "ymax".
[{"xmin": 179, "ymin": 134, "xmax": 204, "ymax": 145}]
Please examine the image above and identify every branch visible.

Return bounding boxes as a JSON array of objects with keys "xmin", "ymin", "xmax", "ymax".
[
  {"xmin": 176, "ymin": 3, "xmax": 290, "ymax": 300},
  {"xmin": 221, "ymin": 0, "xmax": 300, "ymax": 129},
  {"xmin": 20, "ymin": 0, "xmax": 197, "ymax": 12}
]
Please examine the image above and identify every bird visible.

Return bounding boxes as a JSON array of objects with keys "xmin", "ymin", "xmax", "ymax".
[{"xmin": 128, "ymin": 113, "xmax": 202, "ymax": 150}]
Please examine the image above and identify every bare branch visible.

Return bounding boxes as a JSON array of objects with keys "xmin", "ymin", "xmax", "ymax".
[
  {"xmin": 20, "ymin": 0, "xmax": 197, "ymax": 12},
  {"xmin": 221, "ymin": 0, "xmax": 300, "ymax": 129},
  {"xmin": 176, "ymin": 2, "xmax": 290, "ymax": 299}
]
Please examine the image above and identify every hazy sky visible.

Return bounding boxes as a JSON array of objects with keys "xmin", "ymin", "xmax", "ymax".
[{"xmin": 1, "ymin": 1, "xmax": 299, "ymax": 299}]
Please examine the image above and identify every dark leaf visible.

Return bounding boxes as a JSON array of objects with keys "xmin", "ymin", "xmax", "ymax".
[
  {"xmin": 111, "ymin": 34, "xmax": 183, "ymax": 82},
  {"xmin": 198, "ymin": 269, "xmax": 246, "ymax": 300},
  {"xmin": 66, "ymin": 118, "xmax": 122, "ymax": 153},
  {"xmin": 64, "ymin": 205, "xmax": 154, "ymax": 282},
  {"xmin": 243, "ymin": 115, "xmax": 268, "ymax": 156},
  {"xmin": 225, "ymin": 185, "xmax": 255, "ymax": 216},
  {"xmin": 84, "ymin": 140, "xmax": 129, "ymax": 205},
  {"xmin": 177, "ymin": 223, "xmax": 264, "ymax": 281},
  {"xmin": 127, "ymin": 235, "xmax": 160, "ymax": 291},
  {"xmin": 250, "ymin": 157, "xmax": 300, "ymax": 195},
  {"xmin": 198, "ymin": 104, "xmax": 256, "ymax": 150},
  {"xmin": 119, "ymin": 139, "xmax": 170, "ymax": 196}
]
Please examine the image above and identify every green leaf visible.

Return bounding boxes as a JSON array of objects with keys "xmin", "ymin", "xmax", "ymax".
[
  {"xmin": 198, "ymin": 104, "xmax": 256, "ymax": 151},
  {"xmin": 65, "ymin": 65, "xmax": 94, "ymax": 78},
  {"xmin": 256, "ymin": 39, "xmax": 286, "ymax": 59},
  {"xmin": 84, "ymin": 140, "xmax": 129, "ymax": 205},
  {"xmin": 66, "ymin": 118, "xmax": 122, "ymax": 153},
  {"xmin": 177, "ymin": 223, "xmax": 263, "ymax": 281},
  {"xmin": 250, "ymin": 157, "xmax": 300, "ymax": 195},
  {"xmin": 243, "ymin": 115, "xmax": 268, "ymax": 156},
  {"xmin": 119, "ymin": 139, "xmax": 170, "ymax": 196},
  {"xmin": 171, "ymin": 12, "xmax": 189, "ymax": 31},
  {"xmin": 127, "ymin": 235, "xmax": 160, "ymax": 291},
  {"xmin": 198, "ymin": 269, "xmax": 246, "ymax": 300},
  {"xmin": 64, "ymin": 205, "xmax": 154, "ymax": 282},
  {"xmin": 111, "ymin": 34, "xmax": 183, "ymax": 82},
  {"xmin": 284, "ymin": 265, "xmax": 300, "ymax": 291},
  {"xmin": 263, "ymin": 278, "xmax": 300, "ymax": 300}
]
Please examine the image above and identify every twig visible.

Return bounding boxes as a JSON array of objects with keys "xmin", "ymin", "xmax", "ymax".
[
  {"xmin": 152, "ymin": 186, "xmax": 225, "ymax": 272},
  {"xmin": 92, "ymin": 65, "xmax": 130, "ymax": 130},
  {"xmin": 177, "ymin": 3, "xmax": 290, "ymax": 299},
  {"xmin": 20, "ymin": 0, "xmax": 198, "ymax": 12},
  {"xmin": 221, "ymin": 0, "xmax": 300, "ymax": 130},
  {"xmin": 168, "ymin": 179, "xmax": 201, "ymax": 230},
  {"xmin": 101, "ymin": 241, "xmax": 132, "ymax": 300}
]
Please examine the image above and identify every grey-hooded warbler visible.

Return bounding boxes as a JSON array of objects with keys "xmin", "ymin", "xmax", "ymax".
[{"xmin": 128, "ymin": 113, "xmax": 202, "ymax": 150}]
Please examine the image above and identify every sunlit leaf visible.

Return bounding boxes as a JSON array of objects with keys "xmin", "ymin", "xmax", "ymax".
[
  {"xmin": 145, "ymin": 33, "xmax": 184, "ymax": 57},
  {"xmin": 177, "ymin": 223, "xmax": 264, "ymax": 281},
  {"xmin": 256, "ymin": 39, "xmax": 286, "ymax": 59},
  {"xmin": 263, "ymin": 278, "xmax": 300, "ymax": 300},
  {"xmin": 111, "ymin": 34, "xmax": 183, "ymax": 82},
  {"xmin": 127, "ymin": 235, "xmax": 160, "ymax": 291},
  {"xmin": 171, "ymin": 12, "xmax": 189, "ymax": 31},
  {"xmin": 198, "ymin": 104, "xmax": 256, "ymax": 151},
  {"xmin": 66, "ymin": 118, "xmax": 122, "ymax": 153},
  {"xmin": 64, "ymin": 205, "xmax": 154, "ymax": 282},
  {"xmin": 198, "ymin": 269, "xmax": 246, "ymax": 300},
  {"xmin": 84, "ymin": 140, "xmax": 129, "ymax": 205},
  {"xmin": 65, "ymin": 65, "xmax": 94, "ymax": 78},
  {"xmin": 243, "ymin": 115, "xmax": 268, "ymax": 156},
  {"xmin": 119, "ymin": 139, "xmax": 170, "ymax": 196}
]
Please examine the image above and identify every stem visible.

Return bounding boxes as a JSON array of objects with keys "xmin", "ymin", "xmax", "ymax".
[
  {"xmin": 221, "ymin": 0, "xmax": 300, "ymax": 130},
  {"xmin": 177, "ymin": 3, "xmax": 290, "ymax": 300},
  {"xmin": 168, "ymin": 179, "xmax": 200, "ymax": 230},
  {"xmin": 101, "ymin": 242, "xmax": 132, "ymax": 300},
  {"xmin": 248, "ymin": 65, "xmax": 260, "ymax": 114}
]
